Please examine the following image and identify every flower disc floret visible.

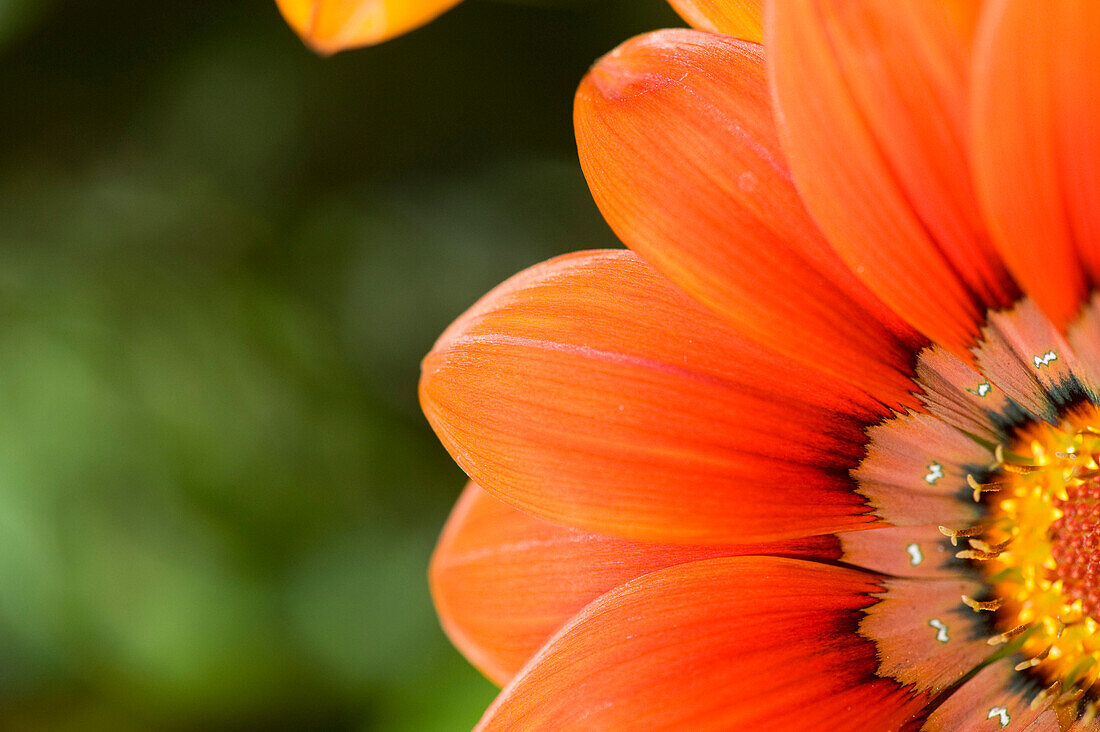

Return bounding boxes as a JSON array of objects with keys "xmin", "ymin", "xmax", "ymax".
[{"xmin": 961, "ymin": 407, "xmax": 1100, "ymax": 698}]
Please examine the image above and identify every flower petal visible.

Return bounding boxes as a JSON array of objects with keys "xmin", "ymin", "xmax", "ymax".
[
  {"xmin": 1067, "ymin": 293, "xmax": 1100, "ymax": 389},
  {"xmin": 477, "ymin": 557, "xmax": 928, "ymax": 731},
  {"xmin": 839, "ymin": 525, "xmax": 969, "ymax": 579},
  {"xmin": 767, "ymin": 0, "xmax": 1016, "ymax": 354},
  {"xmin": 972, "ymin": 299, "xmax": 1096, "ymax": 423},
  {"xmin": 854, "ymin": 411, "xmax": 988, "ymax": 528},
  {"xmin": 430, "ymin": 482, "xmax": 840, "ymax": 685},
  {"xmin": 421, "ymin": 250, "xmax": 890, "ymax": 544},
  {"xmin": 859, "ymin": 575, "xmax": 995, "ymax": 694},
  {"xmin": 665, "ymin": 0, "xmax": 762, "ymax": 41},
  {"xmin": 275, "ymin": 0, "xmax": 462, "ymax": 54},
  {"xmin": 971, "ymin": 0, "xmax": 1099, "ymax": 328},
  {"xmin": 914, "ymin": 344, "xmax": 1025, "ymax": 444},
  {"xmin": 575, "ymin": 29, "xmax": 923, "ymax": 406},
  {"xmin": 920, "ymin": 657, "xmax": 1061, "ymax": 731}
]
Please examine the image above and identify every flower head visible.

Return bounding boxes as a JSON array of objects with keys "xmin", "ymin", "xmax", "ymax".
[
  {"xmin": 276, "ymin": 0, "xmax": 463, "ymax": 54},
  {"xmin": 423, "ymin": 0, "xmax": 1100, "ymax": 728}
]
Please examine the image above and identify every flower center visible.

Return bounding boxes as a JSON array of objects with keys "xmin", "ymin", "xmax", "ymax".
[
  {"xmin": 956, "ymin": 405, "xmax": 1100, "ymax": 697},
  {"xmin": 1051, "ymin": 477, "xmax": 1100, "ymax": 620}
]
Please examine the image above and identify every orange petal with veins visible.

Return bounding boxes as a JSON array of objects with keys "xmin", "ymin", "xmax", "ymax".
[
  {"xmin": 767, "ymin": 0, "xmax": 1016, "ymax": 355},
  {"xmin": 421, "ymin": 250, "xmax": 890, "ymax": 544},
  {"xmin": 971, "ymin": 0, "xmax": 1099, "ymax": 328},
  {"xmin": 477, "ymin": 557, "xmax": 929, "ymax": 731},
  {"xmin": 575, "ymin": 29, "xmax": 924, "ymax": 407},
  {"xmin": 431, "ymin": 482, "xmax": 840, "ymax": 685},
  {"xmin": 922, "ymin": 657, "xmax": 1065, "ymax": 730}
]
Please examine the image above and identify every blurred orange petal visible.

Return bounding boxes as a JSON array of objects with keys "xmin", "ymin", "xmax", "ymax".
[
  {"xmin": 430, "ymin": 482, "xmax": 841, "ymax": 685},
  {"xmin": 767, "ymin": 0, "xmax": 1016, "ymax": 356},
  {"xmin": 275, "ymin": 0, "xmax": 463, "ymax": 54},
  {"xmin": 575, "ymin": 29, "xmax": 924, "ymax": 406},
  {"xmin": 420, "ymin": 250, "xmax": 889, "ymax": 544},
  {"xmin": 477, "ymin": 557, "xmax": 928, "ymax": 731},
  {"xmin": 971, "ymin": 0, "xmax": 1099, "ymax": 328},
  {"xmin": 666, "ymin": 0, "xmax": 762, "ymax": 41}
]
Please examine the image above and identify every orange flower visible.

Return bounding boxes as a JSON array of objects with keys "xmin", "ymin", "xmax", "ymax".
[
  {"xmin": 423, "ymin": 0, "xmax": 1100, "ymax": 728},
  {"xmin": 275, "ymin": 0, "xmax": 463, "ymax": 54}
]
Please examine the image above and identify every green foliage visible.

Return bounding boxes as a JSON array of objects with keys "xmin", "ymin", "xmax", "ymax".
[{"xmin": 0, "ymin": 0, "xmax": 678, "ymax": 727}]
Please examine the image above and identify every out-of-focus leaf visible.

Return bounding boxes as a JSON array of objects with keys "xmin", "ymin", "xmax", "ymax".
[
  {"xmin": 0, "ymin": 0, "xmax": 679, "ymax": 727},
  {"xmin": 0, "ymin": 0, "xmax": 52, "ymax": 47}
]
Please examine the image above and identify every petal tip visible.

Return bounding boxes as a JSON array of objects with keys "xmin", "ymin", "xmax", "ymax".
[
  {"xmin": 276, "ymin": 0, "xmax": 464, "ymax": 54},
  {"xmin": 579, "ymin": 29, "xmax": 730, "ymax": 104}
]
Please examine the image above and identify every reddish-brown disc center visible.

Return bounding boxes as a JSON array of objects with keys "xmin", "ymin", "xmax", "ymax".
[{"xmin": 1050, "ymin": 476, "xmax": 1100, "ymax": 619}]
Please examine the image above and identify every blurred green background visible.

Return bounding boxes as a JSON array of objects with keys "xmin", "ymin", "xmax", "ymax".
[{"xmin": 0, "ymin": 0, "xmax": 681, "ymax": 728}]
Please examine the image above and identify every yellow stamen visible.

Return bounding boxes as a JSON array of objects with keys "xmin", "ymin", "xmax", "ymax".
[
  {"xmin": 962, "ymin": 595, "xmax": 1003, "ymax": 612},
  {"xmin": 957, "ymin": 405, "xmax": 1100, "ymax": 702},
  {"xmin": 967, "ymin": 474, "xmax": 1003, "ymax": 502},
  {"xmin": 938, "ymin": 524, "xmax": 985, "ymax": 546},
  {"xmin": 987, "ymin": 624, "xmax": 1029, "ymax": 645}
]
